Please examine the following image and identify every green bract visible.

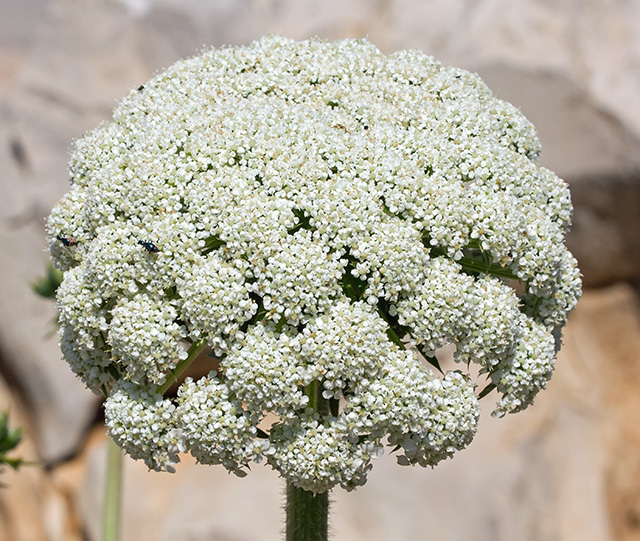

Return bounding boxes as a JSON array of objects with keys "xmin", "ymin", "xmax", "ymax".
[{"xmin": 47, "ymin": 36, "xmax": 581, "ymax": 492}]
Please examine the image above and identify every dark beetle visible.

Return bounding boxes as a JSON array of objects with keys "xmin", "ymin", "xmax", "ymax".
[
  {"xmin": 56, "ymin": 234, "xmax": 78, "ymax": 247},
  {"xmin": 138, "ymin": 240, "xmax": 159, "ymax": 253}
]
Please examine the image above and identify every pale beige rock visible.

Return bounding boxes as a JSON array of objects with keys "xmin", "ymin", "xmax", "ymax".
[
  {"xmin": 567, "ymin": 171, "xmax": 640, "ymax": 287},
  {"xmin": 0, "ymin": 373, "xmax": 82, "ymax": 541},
  {"xmin": 563, "ymin": 284, "xmax": 640, "ymax": 541},
  {"xmin": 385, "ymin": 0, "xmax": 640, "ymax": 143},
  {"xmin": 477, "ymin": 65, "xmax": 640, "ymax": 179},
  {"xmin": 0, "ymin": 205, "xmax": 100, "ymax": 464},
  {"xmin": 0, "ymin": 0, "xmax": 51, "ymax": 55},
  {"xmin": 0, "ymin": 115, "xmax": 101, "ymax": 459},
  {"xmin": 78, "ymin": 429, "xmax": 285, "ymax": 541}
]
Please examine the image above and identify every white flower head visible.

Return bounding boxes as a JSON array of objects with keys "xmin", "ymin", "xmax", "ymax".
[{"xmin": 49, "ymin": 36, "xmax": 580, "ymax": 491}]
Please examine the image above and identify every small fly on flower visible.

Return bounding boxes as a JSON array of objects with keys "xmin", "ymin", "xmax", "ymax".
[
  {"xmin": 56, "ymin": 234, "xmax": 78, "ymax": 247},
  {"xmin": 138, "ymin": 240, "xmax": 160, "ymax": 253}
]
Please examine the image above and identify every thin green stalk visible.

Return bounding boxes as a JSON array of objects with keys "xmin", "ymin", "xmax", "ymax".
[
  {"xmin": 285, "ymin": 380, "xmax": 330, "ymax": 541},
  {"xmin": 102, "ymin": 437, "xmax": 123, "ymax": 541},
  {"xmin": 158, "ymin": 338, "xmax": 207, "ymax": 395}
]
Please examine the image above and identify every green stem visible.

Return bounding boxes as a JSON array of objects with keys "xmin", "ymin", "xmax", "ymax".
[
  {"xmin": 102, "ymin": 437, "xmax": 123, "ymax": 541},
  {"xmin": 304, "ymin": 380, "xmax": 330, "ymax": 418},
  {"xmin": 285, "ymin": 380, "xmax": 330, "ymax": 541},
  {"xmin": 427, "ymin": 242, "xmax": 518, "ymax": 280},
  {"xmin": 455, "ymin": 255, "xmax": 517, "ymax": 279},
  {"xmin": 158, "ymin": 338, "xmax": 207, "ymax": 395},
  {"xmin": 286, "ymin": 483, "xmax": 329, "ymax": 541}
]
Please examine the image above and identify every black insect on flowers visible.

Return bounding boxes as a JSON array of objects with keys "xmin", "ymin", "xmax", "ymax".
[
  {"xmin": 56, "ymin": 234, "xmax": 78, "ymax": 247},
  {"xmin": 138, "ymin": 240, "xmax": 160, "ymax": 253}
]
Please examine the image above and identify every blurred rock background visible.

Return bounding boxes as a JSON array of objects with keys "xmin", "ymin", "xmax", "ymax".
[{"xmin": 1, "ymin": 0, "xmax": 639, "ymax": 539}]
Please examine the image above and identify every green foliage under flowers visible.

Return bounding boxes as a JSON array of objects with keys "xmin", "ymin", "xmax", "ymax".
[
  {"xmin": 0, "ymin": 411, "xmax": 26, "ymax": 485},
  {"xmin": 32, "ymin": 264, "xmax": 64, "ymax": 299}
]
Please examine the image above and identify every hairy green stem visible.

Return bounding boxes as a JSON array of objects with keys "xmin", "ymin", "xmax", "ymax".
[
  {"xmin": 102, "ymin": 437, "xmax": 123, "ymax": 541},
  {"xmin": 286, "ymin": 483, "xmax": 329, "ymax": 541},
  {"xmin": 285, "ymin": 380, "xmax": 330, "ymax": 541}
]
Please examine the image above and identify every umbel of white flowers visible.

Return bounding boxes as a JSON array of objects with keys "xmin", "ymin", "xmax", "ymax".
[{"xmin": 47, "ymin": 36, "xmax": 581, "ymax": 493}]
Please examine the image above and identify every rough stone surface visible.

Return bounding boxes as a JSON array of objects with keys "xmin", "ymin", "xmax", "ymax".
[
  {"xmin": 0, "ymin": 136, "xmax": 100, "ymax": 464},
  {"xmin": 477, "ymin": 64, "xmax": 640, "ymax": 180},
  {"xmin": 1, "ymin": 0, "xmax": 640, "ymax": 538},
  {"xmin": 567, "ymin": 171, "xmax": 640, "ymax": 287},
  {"xmin": 567, "ymin": 286, "xmax": 640, "ymax": 541},
  {"xmin": 0, "ymin": 373, "xmax": 79, "ymax": 541},
  {"xmin": 0, "ymin": 216, "xmax": 99, "ymax": 464}
]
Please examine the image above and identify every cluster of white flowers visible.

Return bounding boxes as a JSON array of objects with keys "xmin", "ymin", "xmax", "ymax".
[
  {"xmin": 48, "ymin": 36, "xmax": 581, "ymax": 493},
  {"xmin": 105, "ymin": 385, "xmax": 182, "ymax": 473}
]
